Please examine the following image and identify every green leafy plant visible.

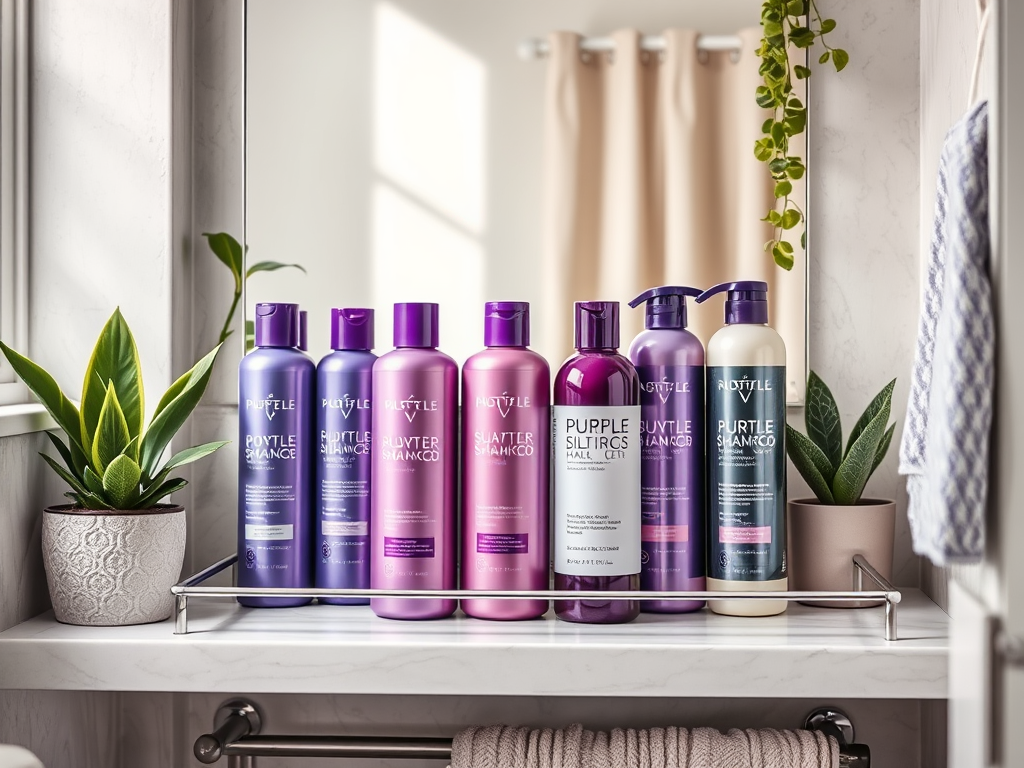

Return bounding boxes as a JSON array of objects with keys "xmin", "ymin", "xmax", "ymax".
[
  {"xmin": 0, "ymin": 309, "xmax": 227, "ymax": 510},
  {"xmin": 203, "ymin": 232, "xmax": 305, "ymax": 350},
  {"xmin": 756, "ymin": 0, "xmax": 848, "ymax": 270},
  {"xmin": 786, "ymin": 372, "xmax": 896, "ymax": 505}
]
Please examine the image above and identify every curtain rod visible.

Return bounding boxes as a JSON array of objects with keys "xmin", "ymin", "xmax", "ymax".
[{"xmin": 517, "ymin": 34, "xmax": 743, "ymax": 61}]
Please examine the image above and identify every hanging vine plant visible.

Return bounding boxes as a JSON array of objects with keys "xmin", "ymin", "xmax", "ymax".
[{"xmin": 755, "ymin": 0, "xmax": 847, "ymax": 270}]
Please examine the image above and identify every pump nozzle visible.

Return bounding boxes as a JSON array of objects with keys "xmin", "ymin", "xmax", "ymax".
[
  {"xmin": 628, "ymin": 286, "xmax": 703, "ymax": 330},
  {"xmin": 695, "ymin": 281, "xmax": 769, "ymax": 325}
]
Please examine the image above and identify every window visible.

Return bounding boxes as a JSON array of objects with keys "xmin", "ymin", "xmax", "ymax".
[{"xmin": 0, "ymin": 0, "xmax": 28, "ymax": 406}]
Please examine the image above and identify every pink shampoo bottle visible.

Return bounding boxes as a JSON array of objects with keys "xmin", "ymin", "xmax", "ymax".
[
  {"xmin": 461, "ymin": 302, "xmax": 551, "ymax": 620},
  {"xmin": 370, "ymin": 303, "xmax": 458, "ymax": 619}
]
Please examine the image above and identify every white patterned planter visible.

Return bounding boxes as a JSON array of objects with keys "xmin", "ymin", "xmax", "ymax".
[{"xmin": 41, "ymin": 504, "xmax": 186, "ymax": 626}]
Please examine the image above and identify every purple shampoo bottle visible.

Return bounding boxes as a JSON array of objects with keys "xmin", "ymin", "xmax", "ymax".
[
  {"xmin": 371, "ymin": 303, "xmax": 458, "ymax": 619},
  {"xmin": 461, "ymin": 302, "xmax": 550, "ymax": 620},
  {"xmin": 552, "ymin": 301, "xmax": 641, "ymax": 624},
  {"xmin": 315, "ymin": 309, "xmax": 376, "ymax": 605},
  {"xmin": 628, "ymin": 287, "xmax": 705, "ymax": 613},
  {"xmin": 237, "ymin": 303, "xmax": 315, "ymax": 607}
]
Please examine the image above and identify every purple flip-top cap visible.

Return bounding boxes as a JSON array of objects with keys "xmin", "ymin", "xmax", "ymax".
[
  {"xmin": 331, "ymin": 308, "xmax": 375, "ymax": 350},
  {"xmin": 484, "ymin": 302, "xmax": 530, "ymax": 347},
  {"xmin": 254, "ymin": 303, "xmax": 299, "ymax": 348},
  {"xmin": 695, "ymin": 281, "xmax": 769, "ymax": 324},
  {"xmin": 628, "ymin": 286, "xmax": 703, "ymax": 330},
  {"xmin": 394, "ymin": 302, "xmax": 439, "ymax": 348},
  {"xmin": 298, "ymin": 310, "xmax": 308, "ymax": 351},
  {"xmin": 574, "ymin": 301, "xmax": 620, "ymax": 350}
]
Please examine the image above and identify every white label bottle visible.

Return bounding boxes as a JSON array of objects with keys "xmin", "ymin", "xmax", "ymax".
[{"xmin": 696, "ymin": 281, "xmax": 787, "ymax": 616}]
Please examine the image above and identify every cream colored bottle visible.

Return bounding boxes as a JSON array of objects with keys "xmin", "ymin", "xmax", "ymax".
[{"xmin": 695, "ymin": 281, "xmax": 787, "ymax": 616}]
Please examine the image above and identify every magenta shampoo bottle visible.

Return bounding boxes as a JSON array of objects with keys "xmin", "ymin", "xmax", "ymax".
[
  {"xmin": 370, "ymin": 303, "xmax": 458, "ymax": 620},
  {"xmin": 628, "ymin": 287, "xmax": 705, "ymax": 613},
  {"xmin": 237, "ymin": 303, "xmax": 315, "ymax": 607},
  {"xmin": 461, "ymin": 302, "xmax": 550, "ymax": 620},
  {"xmin": 315, "ymin": 309, "xmax": 375, "ymax": 605},
  {"xmin": 552, "ymin": 301, "xmax": 641, "ymax": 624}
]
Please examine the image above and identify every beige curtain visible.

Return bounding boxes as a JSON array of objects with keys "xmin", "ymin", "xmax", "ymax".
[{"xmin": 540, "ymin": 28, "xmax": 806, "ymax": 401}]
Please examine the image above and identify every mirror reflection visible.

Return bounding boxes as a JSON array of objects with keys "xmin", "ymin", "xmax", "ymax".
[{"xmin": 246, "ymin": 0, "xmax": 807, "ymax": 402}]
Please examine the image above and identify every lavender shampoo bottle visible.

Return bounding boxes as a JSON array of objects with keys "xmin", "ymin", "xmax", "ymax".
[
  {"xmin": 371, "ymin": 303, "xmax": 458, "ymax": 620},
  {"xmin": 553, "ymin": 301, "xmax": 641, "ymax": 624},
  {"xmin": 628, "ymin": 287, "xmax": 705, "ymax": 613},
  {"xmin": 461, "ymin": 302, "xmax": 550, "ymax": 620},
  {"xmin": 315, "ymin": 309, "xmax": 375, "ymax": 604},
  {"xmin": 237, "ymin": 303, "xmax": 314, "ymax": 607}
]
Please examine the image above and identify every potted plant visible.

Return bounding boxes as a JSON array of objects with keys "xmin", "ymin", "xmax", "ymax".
[
  {"xmin": 786, "ymin": 372, "xmax": 896, "ymax": 607},
  {"xmin": 0, "ymin": 309, "xmax": 226, "ymax": 626}
]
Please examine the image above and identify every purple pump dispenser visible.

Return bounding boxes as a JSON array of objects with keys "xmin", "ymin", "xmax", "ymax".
[
  {"xmin": 238, "ymin": 303, "xmax": 315, "ymax": 607},
  {"xmin": 695, "ymin": 281, "xmax": 769, "ymax": 324},
  {"xmin": 552, "ymin": 301, "xmax": 641, "ymax": 624},
  {"xmin": 462, "ymin": 302, "xmax": 550, "ymax": 620},
  {"xmin": 371, "ymin": 303, "xmax": 458, "ymax": 619},
  {"xmin": 316, "ymin": 309, "xmax": 376, "ymax": 605},
  {"xmin": 628, "ymin": 287, "xmax": 706, "ymax": 613}
]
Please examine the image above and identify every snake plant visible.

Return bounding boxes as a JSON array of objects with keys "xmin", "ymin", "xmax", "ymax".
[
  {"xmin": 786, "ymin": 372, "xmax": 896, "ymax": 505},
  {"xmin": 0, "ymin": 308, "xmax": 227, "ymax": 510}
]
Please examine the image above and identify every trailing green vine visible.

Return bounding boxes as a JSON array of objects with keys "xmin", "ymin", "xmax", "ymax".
[{"xmin": 755, "ymin": 0, "xmax": 847, "ymax": 270}]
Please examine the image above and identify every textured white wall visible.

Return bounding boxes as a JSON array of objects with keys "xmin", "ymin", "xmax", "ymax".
[{"xmin": 789, "ymin": 0, "xmax": 922, "ymax": 587}]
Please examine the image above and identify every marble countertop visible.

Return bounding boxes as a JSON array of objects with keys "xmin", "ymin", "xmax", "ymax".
[{"xmin": 0, "ymin": 589, "xmax": 948, "ymax": 699}]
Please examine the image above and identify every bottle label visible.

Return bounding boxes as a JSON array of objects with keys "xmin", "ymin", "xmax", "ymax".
[
  {"xmin": 553, "ymin": 405, "xmax": 641, "ymax": 576},
  {"xmin": 707, "ymin": 365, "xmax": 787, "ymax": 582},
  {"xmin": 636, "ymin": 364, "xmax": 705, "ymax": 585},
  {"xmin": 317, "ymin": 371, "xmax": 373, "ymax": 578}
]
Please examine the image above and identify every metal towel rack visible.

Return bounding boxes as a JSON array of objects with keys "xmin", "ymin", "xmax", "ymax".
[
  {"xmin": 194, "ymin": 699, "xmax": 871, "ymax": 767},
  {"xmin": 172, "ymin": 554, "xmax": 901, "ymax": 640}
]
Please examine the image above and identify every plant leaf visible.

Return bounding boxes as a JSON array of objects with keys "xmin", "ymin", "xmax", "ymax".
[
  {"xmin": 39, "ymin": 453, "xmax": 113, "ymax": 509},
  {"xmin": 138, "ymin": 344, "xmax": 222, "ymax": 477},
  {"xmin": 80, "ymin": 308, "xmax": 145, "ymax": 456},
  {"xmin": 0, "ymin": 341, "xmax": 87, "ymax": 455},
  {"xmin": 805, "ymin": 371, "xmax": 843, "ymax": 478},
  {"xmin": 820, "ymin": 18, "xmax": 837, "ymax": 34},
  {"xmin": 833, "ymin": 406, "xmax": 890, "ymax": 505},
  {"xmin": 44, "ymin": 431, "xmax": 77, "ymax": 474},
  {"xmin": 772, "ymin": 244, "xmax": 795, "ymax": 270},
  {"xmin": 832, "ymin": 48, "xmax": 850, "ymax": 72},
  {"xmin": 143, "ymin": 440, "xmax": 230, "ymax": 496},
  {"xmin": 819, "ymin": 50, "xmax": 831, "ymax": 64},
  {"xmin": 202, "ymin": 232, "xmax": 243, "ymax": 292},
  {"xmin": 245, "ymin": 260, "xmax": 307, "ymax": 279},
  {"xmin": 92, "ymin": 382, "xmax": 132, "ymax": 473},
  {"xmin": 846, "ymin": 378, "xmax": 896, "ymax": 455},
  {"xmin": 135, "ymin": 477, "xmax": 188, "ymax": 509},
  {"xmin": 102, "ymin": 454, "xmax": 143, "ymax": 509},
  {"xmin": 870, "ymin": 422, "xmax": 896, "ymax": 478},
  {"xmin": 774, "ymin": 180, "xmax": 793, "ymax": 198},
  {"xmin": 785, "ymin": 425, "xmax": 836, "ymax": 504}
]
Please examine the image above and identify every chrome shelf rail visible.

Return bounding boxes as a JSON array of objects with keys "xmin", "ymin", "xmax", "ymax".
[
  {"xmin": 194, "ymin": 699, "xmax": 871, "ymax": 767},
  {"xmin": 172, "ymin": 554, "xmax": 901, "ymax": 640}
]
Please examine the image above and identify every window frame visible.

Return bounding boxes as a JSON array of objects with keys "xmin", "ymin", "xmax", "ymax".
[{"xmin": 0, "ymin": 0, "xmax": 29, "ymax": 407}]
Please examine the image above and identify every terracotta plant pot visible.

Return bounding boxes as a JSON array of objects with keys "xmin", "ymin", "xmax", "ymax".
[
  {"xmin": 787, "ymin": 498, "xmax": 895, "ymax": 608},
  {"xmin": 41, "ymin": 504, "xmax": 186, "ymax": 626}
]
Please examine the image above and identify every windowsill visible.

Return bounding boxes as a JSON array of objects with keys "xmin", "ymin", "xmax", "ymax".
[{"xmin": 0, "ymin": 403, "xmax": 55, "ymax": 438}]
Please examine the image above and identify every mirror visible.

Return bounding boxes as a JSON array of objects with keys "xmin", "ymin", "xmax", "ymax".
[{"xmin": 245, "ymin": 0, "xmax": 808, "ymax": 403}]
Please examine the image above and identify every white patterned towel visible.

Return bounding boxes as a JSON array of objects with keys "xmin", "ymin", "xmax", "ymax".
[{"xmin": 899, "ymin": 100, "xmax": 993, "ymax": 566}]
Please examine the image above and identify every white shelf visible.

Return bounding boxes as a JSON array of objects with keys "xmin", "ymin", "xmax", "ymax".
[{"xmin": 0, "ymin": 589, "xmax": 948, "ymax": 699}]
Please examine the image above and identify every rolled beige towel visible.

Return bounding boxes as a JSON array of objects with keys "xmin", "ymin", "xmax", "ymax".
[{"xmin": 452, "ymin": 724, "xmax": 837, "ymax": 768}]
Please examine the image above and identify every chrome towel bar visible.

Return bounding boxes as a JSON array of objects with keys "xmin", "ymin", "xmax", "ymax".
[
  {"xmin": 195, "ymin": 699, "xmax": 871, "ymax": 767},
  {"xmin": 172, "ymin": 554, "xmax": 901, "ymax": 640}
]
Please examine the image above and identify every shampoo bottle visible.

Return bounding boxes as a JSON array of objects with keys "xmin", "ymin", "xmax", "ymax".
[
  {"xmin": 627, "ymin": 286, "xmax": 705, "ymax": 613},
  {"xmin": 237, "ymin": 302, "xmax": 314, "ymax": 607},
  {"xmin": 695, "ymin": 281, "xmax": 787, "ymax": 616},
  {"xmin": 371, "ymin": 303, "xmax": 458, "ymax": 620},
  {"xmin": 315, "ymin": 309, "xmax": 375, "ymax": 604},
  {"xmin": 552, "ymin": 301, "xmax": 641, "ymax": 624},
  {"xmin": 461, "ymin": 302, "xmax": 550, "ymax": 620}
]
